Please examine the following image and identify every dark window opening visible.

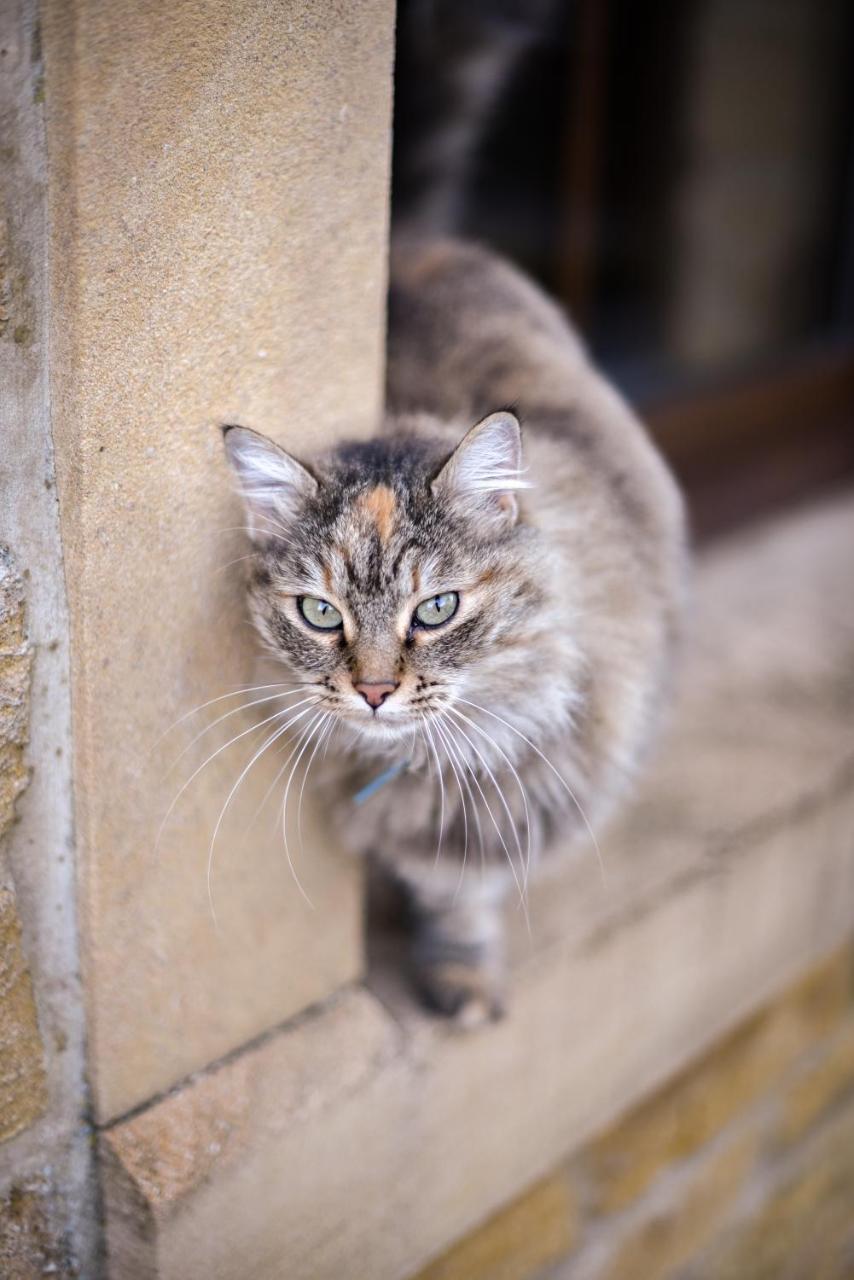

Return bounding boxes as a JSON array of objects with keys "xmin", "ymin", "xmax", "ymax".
[{"xmin": 392, "ymin": 0, "xmax": 854, "ymax": 538}]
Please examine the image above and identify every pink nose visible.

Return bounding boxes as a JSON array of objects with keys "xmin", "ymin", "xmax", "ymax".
[{"xmin": 354, "ymin": 680, "xmax": 399, "ymax": 710}]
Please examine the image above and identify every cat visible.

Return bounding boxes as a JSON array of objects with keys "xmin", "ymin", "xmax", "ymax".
[{"xmin": 223, "ymin": 237, "xmax": 686, "ymax": 1024}]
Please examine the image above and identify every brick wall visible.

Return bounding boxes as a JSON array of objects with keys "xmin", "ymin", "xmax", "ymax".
[{"xmin": 411, "ymin": 940, "xmax": 854, "ymax": 1280}]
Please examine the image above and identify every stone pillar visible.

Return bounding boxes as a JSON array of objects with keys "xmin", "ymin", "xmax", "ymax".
[
  {"xmin": 42, "ymin": 0, "xmax": 394, "ymax": 1126},
  {"xmin": 1, "ymin": 0, "xmax": 93, "ymax": 1270}
]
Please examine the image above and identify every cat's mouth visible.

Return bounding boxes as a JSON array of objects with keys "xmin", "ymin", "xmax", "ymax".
[
  {"xmin": 343, "ymin": 707, "xmax": 417, "ymax": 735},
  {"xmin": 338, "ymin": 701, "xmax": 440, "ymax": 743}
]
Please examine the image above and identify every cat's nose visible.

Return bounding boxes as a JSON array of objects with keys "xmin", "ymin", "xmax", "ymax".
[{"xmin": 354, "ymin": 680, "xmax": 399, "ymax": 710}]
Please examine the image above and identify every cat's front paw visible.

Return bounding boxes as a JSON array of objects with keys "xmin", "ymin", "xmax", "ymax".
[
  {"xmin": 411, "ymin": 929, "xmax": 506, "ymax": 1028},
  {"xmin": 415, "ymin": 960, "xmax": 507, "ymax": 1028}
]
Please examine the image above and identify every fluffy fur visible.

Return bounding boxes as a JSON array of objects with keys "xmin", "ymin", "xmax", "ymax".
[{"xmin": 223, "ymin": 239, "xmax": 686, "ymax": 1022}]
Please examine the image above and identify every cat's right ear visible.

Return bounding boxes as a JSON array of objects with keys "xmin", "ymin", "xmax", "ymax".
[{"xmin": 222, "ymin": 425, "xmax": 317, "ymax": 541}]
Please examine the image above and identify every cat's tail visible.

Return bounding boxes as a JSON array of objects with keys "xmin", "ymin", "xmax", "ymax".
[{"xmin": 391, "ymin": 0, "xmax": 561, "ymax": 236}]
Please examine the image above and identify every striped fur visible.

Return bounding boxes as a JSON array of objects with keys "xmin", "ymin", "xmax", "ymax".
[{"xmin": 224, "ymin": 239, "xmax": 687, "ymax": 1020}]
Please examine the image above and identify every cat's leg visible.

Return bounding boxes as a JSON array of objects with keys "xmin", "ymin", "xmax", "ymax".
[{"xmin": 406, "ymin": 869, "xmax": 509, "ymax": 1027}]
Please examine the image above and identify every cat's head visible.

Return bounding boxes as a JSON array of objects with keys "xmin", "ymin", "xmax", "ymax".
[{"xmin": 223, "ymin": 413, "xmax": 544, "ymax": 744}]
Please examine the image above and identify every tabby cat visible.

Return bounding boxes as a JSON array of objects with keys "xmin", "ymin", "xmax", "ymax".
[{"xmin": 223, "ymin": 237, "xmax": 685, "ymax": 1023}]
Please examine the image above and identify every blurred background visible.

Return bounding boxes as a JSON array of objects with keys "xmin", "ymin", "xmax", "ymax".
[{"xmin": 393, "ymin": 0, "xmax": 854, "ymax": 538}]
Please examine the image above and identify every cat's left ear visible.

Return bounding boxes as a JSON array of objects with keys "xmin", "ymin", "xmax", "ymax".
[
  {"xmin": 222, "ymin": 424, "xmax": 317, "ymax": 540},
  {"xmin": 432, "ymin": 411, "xmax": 528, "ymax": 532}
]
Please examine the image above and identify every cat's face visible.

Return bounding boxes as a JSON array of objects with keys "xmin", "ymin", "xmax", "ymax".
[{"xmin": 223, "ymin": 413, "xmax": 541, "ymax": 744}]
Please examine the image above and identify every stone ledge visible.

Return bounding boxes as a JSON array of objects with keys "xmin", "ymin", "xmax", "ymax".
[{"xmin": 100, "ymin": 492, "xmax": 854, "ymax": 1280}]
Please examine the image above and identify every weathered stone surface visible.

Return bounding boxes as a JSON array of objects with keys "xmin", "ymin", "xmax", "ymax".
[
  {"xmin": 411, "ymin": 1176, "xmax": 575, "ymax": 1280},
  {"xmin": 0, "ymin": 1179, "xmax": 77, "ymax": 1280},
  {"xmin": 42, "ymin": 0, "xmax": 395, "ymax": 1123},
  {"xmin": 595, "ymin": 1135, "xmax": 758, "ymax": 1280},
  {"xmin": 101, "ymin": 989, "xmax": 400, "ymax": 1278},
  {"xmin": 780, "ymin": 1017, "xmax": 854, "ymax": 1144},
  {"xmin": 584, "ymin": 945, "xmax": 854, "ymax": 1213},
  {"xmin": 100, "ymin": 494, "xmax": 854, "ymax": 1279},
  {"xmin": 0, "ymin": 550, "xmax": 46, "ymax": 1143},
  {"xmin": 0, "ymin": 886, "xmax": 47, "ymax": 1145},
  {"xmin": 2, "ymin": 2, "xmax": 101, "ymax": 1270},
  {"xmin": 706, "ymin": 1101, "xmax": 854, "ymax": 1280},
  {"xmin": 0, "ymin": 550, "xmax": 31, "ymax": 839}
]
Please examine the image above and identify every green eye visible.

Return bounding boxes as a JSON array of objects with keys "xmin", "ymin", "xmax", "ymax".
[
  {"xmin": 414, "ymin": 591, "xmax": 459, "ymax": 628},
  {"xmin": 299, "ymin": 596, "xmax": 343, "ymax": 630}
]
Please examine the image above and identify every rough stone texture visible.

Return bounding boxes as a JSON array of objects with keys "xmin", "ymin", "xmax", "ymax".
[
  {"xmin": 0, "ymin": 550, "xmax": 32, "ymax": 839},
  {"xmin": 780, "ymin": 1019, "xmax": 854, "ymax": 1144},
  {"xmin": 447, "ymin": 944, "xmax": 854, "ymax": 1280},
  {"xmin": 0, "ymin": 551, "xmax": 46, "ymax": 1144},
  {"xmin": 411, "ymin": 1176, "xmax": 575, "ymax": 1280},
  {"xmin": 0, "ymin": 1178, "xmax": 78, "ymax": 1280},
  {"xmin": 583, "ymin": 949, "xmax": 853, "ymax": 1213},
  {"xmin": 0, "ymin": 886, "xmax": 47, "ymax": 1145},
  {"xmin": 704, "ymin": 1099, "xmax": 854, "ymax": 1280},
  {"xmin": 0, "ymin": 2, "xmax": 93, "ymax": 1270},
  {"xmin": 594, "ymin": 1134, "xmax": 758, "ymax": 1280},
  {"xmin": 101, "ymin": 989, "xmax": 400, "ymax": 1278},
  {"xmin": 100, "ymin": 494, "xmax": 854, "ymax": 1279},
  {"xmin": 41, "ymin": 0, "xmax": 395, "ymax": 1123}
]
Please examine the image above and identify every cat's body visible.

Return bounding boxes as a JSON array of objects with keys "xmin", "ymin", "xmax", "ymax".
[{"xmin": 224, "ymin": 238, "xmax": 686, "ymax": 1022}]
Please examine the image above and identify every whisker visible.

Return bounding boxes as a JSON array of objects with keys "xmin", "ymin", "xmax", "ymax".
[
  {"xmin": 430, "ymin": 716, "xmax": 469, "ymax": 899},
  {"xmin": 152, "ymin": 681, "xmax": 303, "ymax": 749},
  {"xmin": 456, "ymin": 697, "xmax": 607, "ymax": 889},
  {"xmin": 279, "ymin": 711, "xmax": 326, "ymax": 909},
  {"xmin": 435, "ymin": 716, "xmax": 486, "ymax": 877},
  {"xmin": 216, "ymin": 511, "xmax": 297, "ymax": 542},
  {"xmin": 444, "ymin": 711, "xmax": 526, "ymax": 896},
  {"xmin": 447, "ymin": 705, "xmax": 533, "ymax": 891},
  {"xmin": 438, "ymin": 716, "xmax": 528, "ymax": 928},
  {"xmin": 421, "ymin": 720, "xmax": 447, "ymax": 867},
  {"xmin": 321, "ymin": 716, "xmax": 340, "ymax": 760},
  {"xmin": 297, "ymin": 712, "xmax": 334, "ymax": 854},
  {"xmin": 205, "ymin": 710, "xmax": 308, "ymax": 929},
  {"xmin": 213, "ymin": 552, "xmax": 259, "ymax": 576},
  {"xmin": 155, "ymin": 699, "xmax": 319, "ymax": 854},
  {"xmin": 164, "ymin": 689, "xmax": 320, "ymax": 777},
  {"xmin": 241, "ymin": 699, "xmax": 331, "ymax": 840}
]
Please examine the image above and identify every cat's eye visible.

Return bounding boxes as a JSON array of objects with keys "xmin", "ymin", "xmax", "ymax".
[
  {"xmin": 414, "ymin": 591, "xmax": 459, "ymax": 628},
  {"xmin": 299, "ymin": 596, "xmax": 343, "ymax": 630}
]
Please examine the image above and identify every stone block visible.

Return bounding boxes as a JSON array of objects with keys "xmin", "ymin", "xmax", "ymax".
[
  {"xmin": 584, "ymin": 944, "xmax": 854, "ymax": 1212},
  {"xmin": 708, "ymin": 1100, "xmax": 854, "ymax": 1280},
  {"xmin": 101, "ymin": 989, "xmax": 401, "ymax": 1279},
  {"xmin": 0, "ymin": 887, "xmax": 47, "ymax": 1144},
  {"xmin": 0, "ymin": 549, "xmax": 46, "ymax": 1144},
  {"xmin": 0, "ymin": 549, "xmax": 32, "ymax": 839},
  {"xmin": 781, "ymin": 1019, "xmax": 854, "ymax": 1144},
  {"xmin": 41, "ymin": 0, "xmax": 395, "ymax": 1123},
  {"xmin": 0, "ymin": 1179, "xmax": 75, "ymax": 1280},
  {"xmin": 595, "ymin": 1134, "xmax": 757, "ymax": 1280},
  {"xmin": 410, "ymin": 1175, "xmax": 575, "ymax": 1280},
  {"xmin": 101, "ymin": 781, "xmax": 854, "ymax": 1279}
]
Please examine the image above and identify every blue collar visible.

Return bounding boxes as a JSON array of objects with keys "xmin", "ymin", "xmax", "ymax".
[{"xmin": 353, "ymin": 758, "xmax": 411, "ymax": 806}]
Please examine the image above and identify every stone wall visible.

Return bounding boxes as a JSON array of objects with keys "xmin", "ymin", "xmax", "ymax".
[
  {"xmin": 1, "ymin": 0, "xmax": 93, "ymax": 1269},
  {"xmin": 412, "ymin": 943, "xmax": 854, "ymax": 1280}
]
